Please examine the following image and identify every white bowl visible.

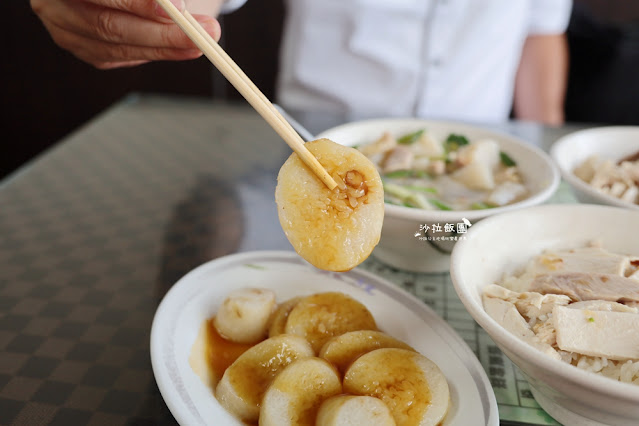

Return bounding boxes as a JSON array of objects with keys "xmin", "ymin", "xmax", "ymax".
[
  {"xmin": 450, "ymin": 204, "xmax": 639, "ymax": 426},
  {"xmin": 316, "ymin": 118, "xmax": 560, "ymax": 273},
  {"xmin": 551, "ymin": 126, "xmax": 639, "ymax": 210},
  {"xmin": 150, "ymin": 251, "xmax": 499, "ymax": 425}
]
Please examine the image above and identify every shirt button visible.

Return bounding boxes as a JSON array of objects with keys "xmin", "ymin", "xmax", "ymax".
[{"xmin": 431, "ymin": 58, "xmax": 442, "ymax": 67}]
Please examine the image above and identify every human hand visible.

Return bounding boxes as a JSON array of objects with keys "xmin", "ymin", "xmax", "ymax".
[{"xmin": 30, "ymin": 0, "xmax": 222, "ymax": 69}]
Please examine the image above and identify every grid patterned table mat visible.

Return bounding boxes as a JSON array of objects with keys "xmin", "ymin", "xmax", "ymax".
[
  {"xmin": 1, "ymin": 95, "xmax": 578, "ymax": 425},
  {"xmin": 0, "ymin": 97, "xmax": 290, "ymax": 426}
]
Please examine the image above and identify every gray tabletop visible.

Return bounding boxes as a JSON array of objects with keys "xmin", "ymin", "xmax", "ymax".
[{"xmin": 0, "ymin": 94, "xmax": 585, "ymax": 426}]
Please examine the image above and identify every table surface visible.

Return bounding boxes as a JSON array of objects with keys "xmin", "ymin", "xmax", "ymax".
[{"xmin": 0, "ymin": 94, "xmax": 587, "ymax": 426}]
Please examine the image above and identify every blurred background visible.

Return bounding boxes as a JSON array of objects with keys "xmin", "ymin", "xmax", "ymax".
[{"xmin": 2, "ymin": 0, "xmax": 638, "ymax": 180}]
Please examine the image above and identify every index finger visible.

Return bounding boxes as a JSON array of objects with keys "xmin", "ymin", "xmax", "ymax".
[{"xmin": 81, "ymin": 0, "xmax": 180, "ymax": 22}]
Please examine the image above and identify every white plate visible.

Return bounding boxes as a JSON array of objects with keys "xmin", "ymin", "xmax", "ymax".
[{"xmin": 150, "ymin": 251, "xmax": 498, "ymax": 426}]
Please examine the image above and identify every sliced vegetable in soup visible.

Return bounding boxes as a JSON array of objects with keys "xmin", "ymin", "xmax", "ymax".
[{"xmin": 356, "ymin": 129, "xmax": 529, "ymax": 211}]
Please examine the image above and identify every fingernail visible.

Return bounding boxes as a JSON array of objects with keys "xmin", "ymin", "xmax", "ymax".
[{"xmin": 155, "ymin": 0, "xmax": 184, "ymax": 19}]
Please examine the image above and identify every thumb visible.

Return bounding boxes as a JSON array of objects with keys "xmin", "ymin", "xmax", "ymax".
[{"xmin": 190, "ymin": 14, "xmax": 222, "ymax": 42}]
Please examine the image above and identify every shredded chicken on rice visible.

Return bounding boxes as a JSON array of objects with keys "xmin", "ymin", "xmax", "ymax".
[
  {"xmin": 574, "ymin": 152, "xmax": 639, "ymax": 204},
  {"xmin": 483, "ymin": 243, "xmax": 639, "ymax": 385}
]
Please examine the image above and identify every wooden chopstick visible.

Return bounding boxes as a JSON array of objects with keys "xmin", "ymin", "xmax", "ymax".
[{"xmin": 155, "ymin": 0, "xmax": 338, "ymax": 190}]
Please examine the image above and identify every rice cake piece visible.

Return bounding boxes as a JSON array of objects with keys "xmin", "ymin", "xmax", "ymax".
[
  {"xmin": 260, "ymin": 357, "xmax": 342, "ymax": 426},
  {"xmin": 316, "ymin": 395, "xmax": 396, "ymax": 426},
  {"xmin": 285, "ymin": 292, "xmax": 377, "ymax": 353}
]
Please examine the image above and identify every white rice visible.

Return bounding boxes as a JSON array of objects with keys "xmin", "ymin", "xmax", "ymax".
[
  {"xmin": 497, "ymin": 248, "xmax": 639, "ymax": 385},
  {"xmin": 574, "ymin": 355, "xmax": 639, "ymax": 385}
]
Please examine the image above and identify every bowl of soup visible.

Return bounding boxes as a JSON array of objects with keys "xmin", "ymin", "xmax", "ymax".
[{"xmin": 315, "ymin": 118, "xmax": 560, "ymax": 272}]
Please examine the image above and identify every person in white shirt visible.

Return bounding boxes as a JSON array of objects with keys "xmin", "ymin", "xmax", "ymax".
[{"xmin": 30, "ymin": 0, "xmax": 572, "ymax": 125}]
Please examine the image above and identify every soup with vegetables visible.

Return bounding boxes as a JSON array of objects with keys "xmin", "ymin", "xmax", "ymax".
[{"xmin": 356, "ymin": 129, "xmax": 529, "ymax": 211}]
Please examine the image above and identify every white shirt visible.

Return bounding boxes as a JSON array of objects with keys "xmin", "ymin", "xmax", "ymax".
[
  {"xmin": 275, "ymin": 0, "xmax": 572, "ymax": 123},
  {"xmin": 219, "ymin": 0, "xmax": 247, "ymax": 14}
]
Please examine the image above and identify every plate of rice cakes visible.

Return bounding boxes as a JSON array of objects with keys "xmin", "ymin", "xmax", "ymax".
[{"xmin": 150, "ymin": 251, "xmax": 498, "ymax": 426}]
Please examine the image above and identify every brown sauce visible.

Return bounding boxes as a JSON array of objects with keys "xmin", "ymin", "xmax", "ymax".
[{"xmin": 205, "ymin": 317, "xmax": 254, "ymax": 385}]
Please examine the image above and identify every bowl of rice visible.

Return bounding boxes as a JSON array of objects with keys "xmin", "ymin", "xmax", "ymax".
[
  {"xmin": 551, "ymin": 126, "xmax": 639, "ymax": 211},
  {"xmin": 450, "ymin": 203, "xmax": 639, "ymax": 426},
  {"xmin": 316, "ymin": 118, "xmax": 559, "ymax": 273}
]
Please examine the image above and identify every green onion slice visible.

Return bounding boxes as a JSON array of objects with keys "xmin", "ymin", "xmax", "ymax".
[
  {"xmin": 444, "ymin": 134, "xmax": 470, "ymax": 152},
  {"xmin": 500, "ymin": 151, "xmax": 517, "ymax": 167},
  {"xmin": 397, "ymin": 129, "xmax": 425, "ymax": 145},
  {"xmin": 429, "ymin": 199, "xmax": 453, "ymax": 211}
]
